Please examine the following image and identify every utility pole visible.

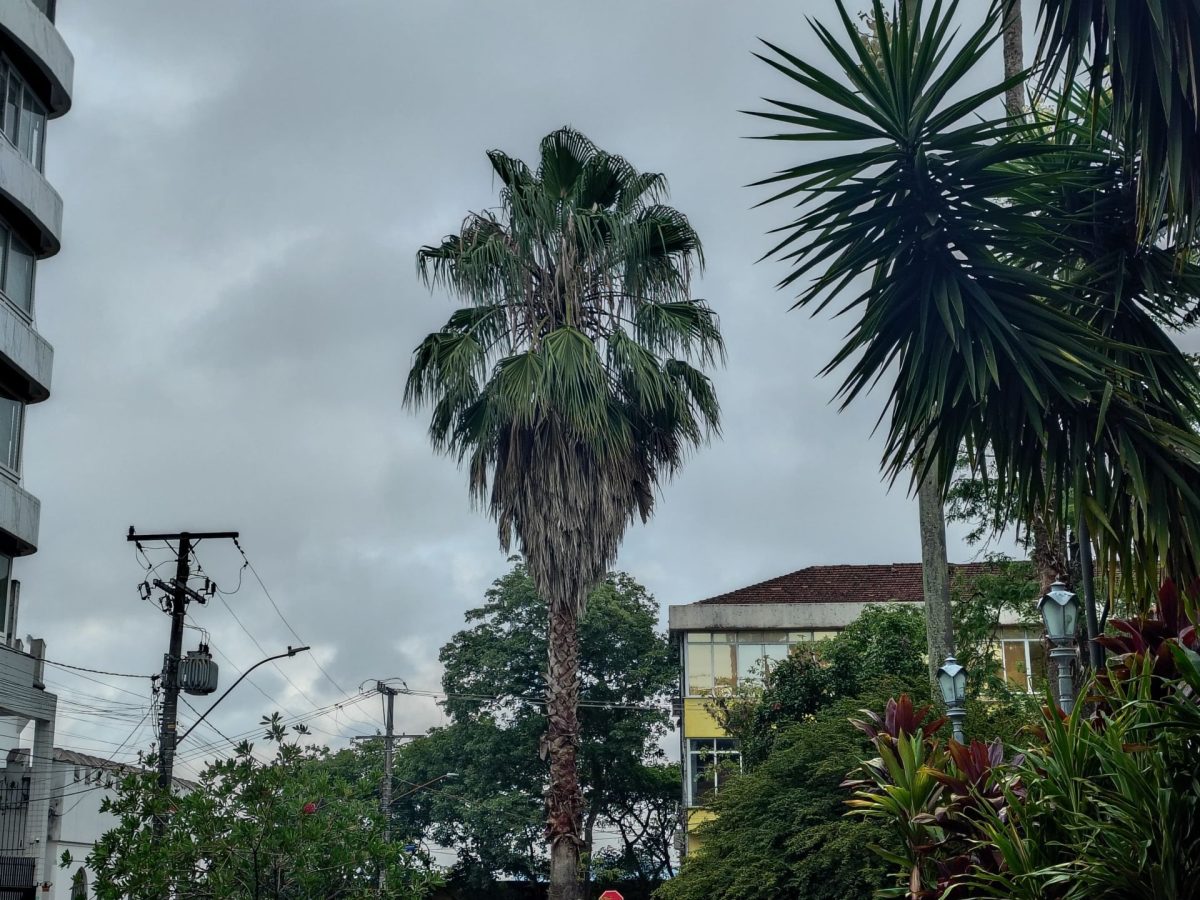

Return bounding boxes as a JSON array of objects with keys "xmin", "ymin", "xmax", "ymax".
[
  {"xmin": 128, "ymin": 527, "xmax": 238, "ymax": 825},
  {"xmin": 377, "ymin": 680, "xmax": 398, "ymax": 894}
]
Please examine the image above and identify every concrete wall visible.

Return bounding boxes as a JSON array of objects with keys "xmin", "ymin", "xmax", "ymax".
[
  {"xmin": 0, "ymin": 0, "xmax": 72, "ymax": 115},
  {"xmin": 0, "ymin": 477, "xmax": 38, "ymax": 555},
  {"xmin": 0, "ymin": 300, "xmax": 52, "ymax": 402}
]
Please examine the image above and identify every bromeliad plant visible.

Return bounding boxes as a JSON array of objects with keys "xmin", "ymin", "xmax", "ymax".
[
  {"xmin": 844, "ymin": 696, "xmax": 1024, "ymax": 899},
  {"xmin": 1096, "ymin": 578, "xmax": 1200, "ymax": 688},
  {"xmin": 847, "ymin": 597, "xmax": 1200, "ymax": 899}
]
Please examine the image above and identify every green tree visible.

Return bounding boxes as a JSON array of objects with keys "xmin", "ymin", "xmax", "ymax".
[
  {"xmin": 657, "ymin": 696, "xmax": 902, "ymax": 900},
  {"xmin": 712, "ymin": 605, "xmax": 927, "ymax": 766},
  {"xmin": 713, "ymin": 572, "xmax": 1042, "ymax": 768},
  {"xmin": 406, "ymin": 127, "xmax": 721, "ymax": 900},
  {"xmin": 83, "ymin": 715, "xmax": 439, "ymax": 899},
  {"xmin": 751, "ymin": 0, "xmax": 1200, "ymax": 603},
  {"xmin": 390, "ymin": 563, "xmax": 679, "ymax": 891}
]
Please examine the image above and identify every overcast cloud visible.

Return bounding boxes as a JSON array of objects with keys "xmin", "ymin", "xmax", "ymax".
[{"xmin": 18, "ymin": 2, "xmax": 1197, "ymax": 775}]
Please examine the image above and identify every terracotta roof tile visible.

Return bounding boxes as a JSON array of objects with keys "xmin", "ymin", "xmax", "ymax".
[{"xmin": 694, "ymin": 562, "xmax": 1001, "ymax": 605}]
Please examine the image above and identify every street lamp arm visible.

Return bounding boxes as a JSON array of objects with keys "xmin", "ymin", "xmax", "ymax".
[{"xmin": 178, "ymin": 646, "xmax": 310, "ymax": 744}]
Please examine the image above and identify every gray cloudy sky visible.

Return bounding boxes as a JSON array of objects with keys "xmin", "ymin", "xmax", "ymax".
[{"xmin": 20, "ymin": 2, "xmax": 1196, "ymax": 775}]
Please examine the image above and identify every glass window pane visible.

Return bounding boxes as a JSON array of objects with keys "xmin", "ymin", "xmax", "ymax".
[
  {"xmin": 1028, "ymin": 641, "xmax": 1047, "ymax": 683},
  {"xmin": 688, "ymin": 742, "xmax": 715, "ymax": 805},
  {"xmin": 0, "ymin": 222, "xmax": 9, "ymax": 290},
  {"xmin": 29, "ymin": 107, "xmax": 43, "ymax": 171},
  {"xmin": 4, "ymin": 74, "xmax": 17, "ymax": 147},
  {"xmin": 813, "ymin": 630, "xmax": 838, "ymax": 641},
  {"xmin": 710, "ymin": 632, "xmax": 733, "ymax": 643},
  {"xmin": 5, "ymin": 236, "xmax": 33, "ymax": 314},
  {"xmin": 736, "ymin": 644, "xmax": 765, "ymax": 684},
  {"xmin": 0, "ymin": 399, "xmax": 22, "ymax": 471},
  {"xmin": 686, "ymin": 644, "xmax": 712, "ymax": 696},
  {"xmin": 686, "ymin": 631, "xmax": 711, "ymax": 644},
  {"xmin": 0, "ymin": 553, "xmax": 9, "ymax": 639},
  {"xmin": 714, "ymin": 739, "xmax": 738, "ymax": 753},
  {"xmin": 18, "ymin": 88, "xmax": 34, "ymax": 161},
  {"xmin": 787, "ymin": 631, "xmax": 813, "ymax": 642},
  {"xmin": 760, "ymin": 630, "xmax": 789, "ymax": 641},
  {"xmin": 1002, "ymin": 641, "xmax": 1028, "ymax": 690},
  {"xmin": 763, "ymin": 645, "xmax": 789, "ymax": 673},
  {"xmin": 737, "ymin": 631, "xmax": 767, "ymax": 644},
  {"xmin": 712, "ymin": 644, "xmax": 736, "ymax": 692}
]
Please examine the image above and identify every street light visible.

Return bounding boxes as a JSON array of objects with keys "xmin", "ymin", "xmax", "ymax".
[
  {"xmin": 1039, "ymin": 581, "xmax": 1080, "ymax": 714},
  {"xmin": 937, "ymin": 655, "xmax": 967, "ymax": 743},
  {"xmin": 177, "ymin": 645, "xmax": 311, "ymax": 744}
]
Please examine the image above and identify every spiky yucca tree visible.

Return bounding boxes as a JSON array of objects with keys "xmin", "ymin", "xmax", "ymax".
[{"xmin": 407, "ymin": 127, "xmax": 721, "ymax": 900}]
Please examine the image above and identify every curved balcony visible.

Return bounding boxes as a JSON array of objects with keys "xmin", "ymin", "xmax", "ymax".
[
  {"xmin": 0, "ymin": 0, "xmax": 72, "ymax": 117},
  {"xmin": 0, "ymin": 134, "xmax": 60, "ymax": 256},
  {"xmin": 0, "ymin": 474, "xmax": 37, "ymax": 555},
  {"xmin": 0, "ymin": 300, "xmax": 49, "ymax": 402}
]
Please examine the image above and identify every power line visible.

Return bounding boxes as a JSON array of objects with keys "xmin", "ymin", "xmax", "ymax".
[{"xmin": 234, "ymin": 539, "xmax": 350, "ymax": 698}]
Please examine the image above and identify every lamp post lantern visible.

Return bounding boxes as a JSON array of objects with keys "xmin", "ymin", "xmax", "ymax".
[
  {"xmin": 1039, "ymin": 581, "xmax": 1080, "ymax": 714},
  {"xmin": 937, "ymin": 655, "xmax": 968, "ymax": 743}
]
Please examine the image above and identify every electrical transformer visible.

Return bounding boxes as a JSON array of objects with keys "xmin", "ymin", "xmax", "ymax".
[{"xmin": 180, "ymin": 644, "xmax": 219, "ymax": 695}]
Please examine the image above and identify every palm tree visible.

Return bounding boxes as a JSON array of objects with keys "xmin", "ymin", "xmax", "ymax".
[
  {"xmin": 1037, "ymin": 0, "xmax": 1200, "ymax": 247},
  {"xmin": 750, "ymin": 0, "xmax": 1200, "ymax": 603},
  {"xmin": 406, "ymin": 127, "xmax": 722, "ymax": 900}
]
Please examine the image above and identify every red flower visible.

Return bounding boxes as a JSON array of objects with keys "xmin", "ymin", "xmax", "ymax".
[{"xmin": 302, "ymin": 802, "xmax": 317, "ymax": 815}]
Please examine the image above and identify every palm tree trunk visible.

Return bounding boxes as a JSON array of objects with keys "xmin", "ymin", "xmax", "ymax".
[
  {"xmin": 1002, "ymin": 0, "xmax": 1024, "ymax": 116},
  {"xmin": 918, "ymin": 469, "xmax": 955, "ymax": 692},
  {"xmin": 546, "ymin": 602, "xmax": 583, "ymax": 900}
]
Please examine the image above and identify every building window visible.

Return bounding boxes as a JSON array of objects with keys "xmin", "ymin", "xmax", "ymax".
[
  {"xmin": 0, "ymin": 219, "xmax": 36, "ymax": 316},
  {"xmin": 70, "ymin": 867, "xmax": 87, "ymax": 900},
  {"xmin": 1000, "ymin": 632, "xmax": 1047, "ymax": 692},
  {"xmin": 0, "ymin": 553, "xmax": 11, "ymax": 643},
  {"xmin": 685, "ymin": 631, "xmax": 819, "ymax": 696},
  {"xmin": 0, "ymin": 60, "xmax": 47, "ymax": 172},
  {"xmin": 686, "ymin": 738, "xmax": 741, "ymax": 806},
  {"xmin": 0, "ymin": 397, "xmax": 23, "ymax": 474}
]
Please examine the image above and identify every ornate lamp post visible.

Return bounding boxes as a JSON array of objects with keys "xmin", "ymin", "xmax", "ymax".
[
  {"xmin": 1039, "ymin": 581, "xmax": 1080, "ymax": 714},
  {"xmin": 937, "ymin": 655, "xmax": 968, "ymax": 743}
]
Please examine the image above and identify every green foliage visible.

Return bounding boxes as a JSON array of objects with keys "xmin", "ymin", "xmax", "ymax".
[
  {"xmin": 751, "ymin": 0, "xmax": 1200, "ymax": 598},
  {"xmin": 656, "ymin": 697, "xmax": 901, "ymax": 900},
  {"xmin": 406, "ymin": 127, "xmax": 722, "ymax": 615},
  {"xmin": 952, "ymin": 557, "xmax": 1041, "ymax": 695},
  {"xmin": 715, "ymin": 586, "xmax": 1043, "ymax": 766},
  {"xmin": 1036, "ymin": 0, "xmax": 1200, "ymax": 249},
  {"xmin": 391, "ymin": 562, "xmax": 678, "ymax": 887},
  {"xmin": 851, "ymin": 598, "xmax": 1200, "ymax": 898},
  {"xmin": 85, "ymin": 714, "xmax": 439, "ymax": 899},
  {"xmin": 822, "ymin": 605, "xmax": 929, "ymax": 700}
]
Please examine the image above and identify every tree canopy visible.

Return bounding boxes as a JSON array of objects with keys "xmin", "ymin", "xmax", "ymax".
[
  {"xmin": 390, "ymin": 562, "xmax": 679, "ymax": 890},
  {"xmin": 83, "ymin": 715, "xmax": 439, "ymax": 900}
]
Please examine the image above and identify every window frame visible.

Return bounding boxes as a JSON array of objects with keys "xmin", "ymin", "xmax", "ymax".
[
  {"xmin": 0, "ymin": 397, "xmax": 24, "ymax": 478},
  {"xmin": 999, "ymin": 631, "xmax": 1047, "ymax": 693},
  {"xmin": 0, "ymin": 55, "xmax": 47, "ymax": 172},
  {"xmin": 686, "ymin": 738, "xmax": 742, "ymax": 807},
  {"xmin": 0, "ymin": 226, "xmax": 35, "ymax": 319},
  {"xmin": 684, "ymin": 630, "xmax": 821, "ymax": 697}
]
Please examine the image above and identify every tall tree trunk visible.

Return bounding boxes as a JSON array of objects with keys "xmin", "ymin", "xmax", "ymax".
[
  {"xmin": 919, "ymin": 469, "xmax": 955, "ymax": 692},
  {"xmin": 1002, "ymin": 0, "xmax": 1025, "ymax": 117},
  {"xmin": 546, "ymin": 603, "xmax": 583, "ymax": 900}
]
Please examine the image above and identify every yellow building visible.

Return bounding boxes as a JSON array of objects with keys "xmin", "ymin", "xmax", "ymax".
[{"xmin": 668, "ymin": 562, "xmax": 1040, "ymax": 855}]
